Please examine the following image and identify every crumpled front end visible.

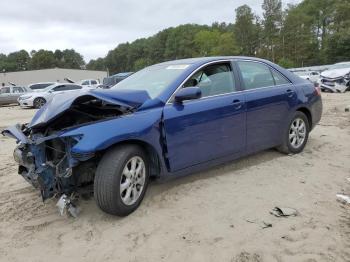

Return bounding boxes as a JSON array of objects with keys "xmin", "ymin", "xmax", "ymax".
[
  {"xmin": 319, "ymin": 75, "xmax": 350, "ymax": 93},
  {"xmin": 4, "ymin": 125, "xmax": 95, "ymax": 200},
  {"xmin": 2, "ymin": 90, "xmax": 146, "ymax": 201}
]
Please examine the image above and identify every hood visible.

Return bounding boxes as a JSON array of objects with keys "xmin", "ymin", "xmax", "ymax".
[
  {"xmin": 29, "ymin": 89, "xmax": 151, "ymax": 128},
  {"xmin": 321, "ymin": 68, "xmax": 350, "ymax": 79}
]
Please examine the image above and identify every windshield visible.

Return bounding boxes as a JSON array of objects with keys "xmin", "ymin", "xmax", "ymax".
[
  {"xmin": 329, "ymin": 63, "xmax": 350, "ymax": 70},
  {"xmin": 112, "ymin": 64, "xmax": 189, "ymax": 98}
]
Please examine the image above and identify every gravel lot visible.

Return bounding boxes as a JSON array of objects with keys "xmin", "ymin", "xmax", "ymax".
[{"xmin": 0, "ymin": 93, "xmax": 349, "ymax": 262}]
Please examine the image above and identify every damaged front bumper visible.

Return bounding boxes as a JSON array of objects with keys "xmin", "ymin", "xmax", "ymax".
[
  {"xmin": 2, "ymin": 125, "xmax": 94, "ymax": 201},
  {"xmin": 319, "ymin": 77, "xmax": 350, "ymax": 93}
]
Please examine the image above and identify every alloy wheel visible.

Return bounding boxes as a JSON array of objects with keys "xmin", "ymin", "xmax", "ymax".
[
  {"xmin": 289, "ymin": 118, "xmax": 306, "ymax": 149},
  {"xmin": 120, "ymin": 156, "xmax": 146, "ymax": 206}
]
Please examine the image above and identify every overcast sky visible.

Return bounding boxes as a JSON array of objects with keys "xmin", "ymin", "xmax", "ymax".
[{"xmin": 0, "ymin": 0, "xmax": 301, "ymax": 62}]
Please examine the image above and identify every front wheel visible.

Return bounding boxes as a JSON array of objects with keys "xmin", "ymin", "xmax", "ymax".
[
  {"xmin": 33, "ymin": 97, "xmax": 46, "ymax": 109},
  {"xmin": 277, "ymin": 111, "xmax": 309, "ymax": 154},
  {"xmin": 94, "ymin": 144, "xmax": 149, "ymax": 216}
]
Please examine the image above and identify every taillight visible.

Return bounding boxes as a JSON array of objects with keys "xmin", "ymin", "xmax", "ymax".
[{"xmin": 314, "ymin": 82, "xmax": 321, "ymax": 96}]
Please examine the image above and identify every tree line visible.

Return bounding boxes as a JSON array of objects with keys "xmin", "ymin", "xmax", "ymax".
[
  {"xmin": 0, "ymin": 49, "xmax": 85, "ymax": 72},
  {"xmin": 88, "ymin": 0, "xmax": 350, "ymax": 74},
  {"xmin": 1, "ymin": 0, "xmax": 349, "ymax": 74}
]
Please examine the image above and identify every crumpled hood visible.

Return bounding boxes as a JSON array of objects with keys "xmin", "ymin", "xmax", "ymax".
[
  {"xmin": 321, "ymin": 68, "xmax": 350, "ymax": 79},
  {"xmin": 29, "ymin": 89, "xmax": 151, "ymax": 128}
]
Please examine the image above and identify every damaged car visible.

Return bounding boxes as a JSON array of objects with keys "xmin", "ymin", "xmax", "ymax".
[
  {"xmin": 319, "ymin": 62, "xmax": 350, "ymax": 93},
  {"xmin": 2, "ymin": 57, "xmax": 322, "ymax": 217}
]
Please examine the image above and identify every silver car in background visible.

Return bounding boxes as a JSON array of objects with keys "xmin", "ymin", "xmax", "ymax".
[
  {"xmin": 0, "ymin": 86, "xmax": 28, "ymax": 106},
  {"xmin": 319, "ymin": 62, "xmax": 350, "ymax": 93}
]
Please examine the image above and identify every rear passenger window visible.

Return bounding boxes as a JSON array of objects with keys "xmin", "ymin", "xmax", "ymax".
[
  {"xmin": 237, "ymin": 61, "xmax": 274, "ymax": 89},
  {"xmin": 271, "ymin": 70, "xmax": 290, "ymax": 85},
  {"xmin": 183, "ymin": 63, "xmax": 236, "ymax": 98},
  {"xmin": 1, "ymin": 87, "xmax": 10, "ymax": 94}
]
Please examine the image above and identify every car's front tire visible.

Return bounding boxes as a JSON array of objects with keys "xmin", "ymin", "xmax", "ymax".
[
  {"xmin": 277, "ymin": 111, "xmax": 309, "ymax": 154},
  {"xmin": 94, "ymin": 144, "xmax": 149, "ymax": 216},
  {"xmin": 33, "ymin": 97, "xmax": 46, "ymax": 109}
]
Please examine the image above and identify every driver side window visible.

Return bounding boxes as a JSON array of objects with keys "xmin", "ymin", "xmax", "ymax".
[
  {"xmin": 1, "ymin": 87, "xmax": 11, "ymax": 94},
  {"xmin": 183, "ymin": 63, "xmax": 235, "ymax": 98}
]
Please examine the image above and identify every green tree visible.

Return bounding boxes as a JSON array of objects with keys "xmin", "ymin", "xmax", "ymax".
[
  {"xmin": 86, "ymin": 58, "xmax": 106, "ymax": 71},
  {"xmin": 29, "ymin": 49, "xmax": 57, "ymax": 70},
  {"xmin": 262, "ymin": 0, "xmax": 283, "ymax": 62},
  {"xmin": 60, "ymin": 49, "xmax": 85, "ymax": 69},
  {"xmin": 234, "ymin": 5, "xmax": 259, "ymax": 56}
]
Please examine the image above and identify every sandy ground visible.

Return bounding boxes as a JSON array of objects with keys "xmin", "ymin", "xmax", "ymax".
[{"xmin": 0, "ymin": 93, "xmax": 349, "ymax": 262}]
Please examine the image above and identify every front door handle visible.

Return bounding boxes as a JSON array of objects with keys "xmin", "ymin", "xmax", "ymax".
[
  {"xmin": 286, "ymin": 89, "xmax": 295, "ymax": 97},
  {"xmin": 232, "ymin": 99, "xmax": 244, "ymax": 110}
]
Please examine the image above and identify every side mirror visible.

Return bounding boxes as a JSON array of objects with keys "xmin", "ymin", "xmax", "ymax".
[{"xmin": 174, "ymin": 87, "xmax": 201, "ymax": 103}]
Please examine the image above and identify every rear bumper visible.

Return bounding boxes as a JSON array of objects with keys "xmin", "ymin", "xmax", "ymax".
[{"xmin": 310, "ymin": 96, "xmax": 322, "ymax": 130}]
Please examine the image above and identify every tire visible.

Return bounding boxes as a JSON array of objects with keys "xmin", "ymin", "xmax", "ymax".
[
  {"xmin": 277, "ymin": 111, "xmax": 309, "ymax": 154},
  {"xmin": 94, "ymin": 144, "xmax": 149, "ymax": 216},
  {"xmin": 33, "ymin": 97, "xmax": 46, "ymax": 109}
]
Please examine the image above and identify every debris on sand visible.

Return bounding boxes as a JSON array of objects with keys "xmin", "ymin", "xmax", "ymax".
[
  {"xmin": 270, "ymin": 207, "xmax": 298, "ymax": 217},
  {"xmin": 336, "ymin": 194, "xmax": 350, "ymax": 205},
  {"xmin": 245, "ymin": 219, "xmax": 272, "ymax": 229},
  {"xmin": 56, "ymin": 194, "xmax": 81, "ymax": 218}
]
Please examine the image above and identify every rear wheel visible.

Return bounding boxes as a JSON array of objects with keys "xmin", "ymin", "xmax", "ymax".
[
  {"xmin": 33, "ymin": 97, "xmax": 46, "ymax": 109},
  {"xmin": 277, "ymin": 111, "xmax": 309, "ymax": 154},
  {"xmin": 94, "ymin": 144, "xmax": 149, "ymax": 216}
]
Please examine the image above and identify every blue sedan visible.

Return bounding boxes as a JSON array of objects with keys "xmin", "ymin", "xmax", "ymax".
[{"xmin": 2, "ymin": 57, "xmax": 322, "ymax": 216}]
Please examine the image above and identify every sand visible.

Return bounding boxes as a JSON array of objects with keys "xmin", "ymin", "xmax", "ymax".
[{"xmin": 0, "ymin": 93, "xmax": 349, "ymax": 262}]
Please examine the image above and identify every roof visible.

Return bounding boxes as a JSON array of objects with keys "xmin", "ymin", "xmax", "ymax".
[{"xmin": 155, "ymin": 56, "xmax": 273, "ymax": 67}]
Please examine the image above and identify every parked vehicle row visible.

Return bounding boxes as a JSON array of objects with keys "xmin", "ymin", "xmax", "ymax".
[
  {"xmin": 1, "ymin": 74, "xmax": 133, "ymax": 107},
  {"xmin": 290, "ymin": 61, "xmax": 350, "ymax": 93},
  {"xmin": 18, "ymin": 83, "xmax": 89, "ymax": 108},
  {"xmin": 2, "ymin": 56, "xmax": 323, "ymax": 216}
]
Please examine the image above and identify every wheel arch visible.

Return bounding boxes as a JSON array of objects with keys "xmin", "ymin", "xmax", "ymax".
[
  {"xmin": 101, "ymin": 139, "xmax": 162, "ymax": 178},
  {"xmin": 296, "ymin": 106, "xmax": 312, "ymax": 128}
]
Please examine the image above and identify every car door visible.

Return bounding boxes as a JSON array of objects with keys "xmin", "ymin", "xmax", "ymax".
[
  {"xmin": 236, "ymin": 60, "xmax": 297, "ymax": 152},
  {"xmin": 0, "ymin": 87, "xmax": 12, "ymax": 105},
  {"xmin": 163, "ymin": 62, "xmax": 246, "ymax": 172},
  {"xmin": 11, "ymin": 87, "xmax": 25, "ymax": 103}
]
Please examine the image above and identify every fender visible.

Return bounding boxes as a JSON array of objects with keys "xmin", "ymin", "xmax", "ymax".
[{"xmin": 59, "ymin": 107, "xmax": 170, "ymax": 173}]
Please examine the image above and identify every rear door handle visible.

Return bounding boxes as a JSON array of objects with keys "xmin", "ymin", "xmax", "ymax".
[
  {"xmin": 286, "ymin": 89, "xmax": 295, "ymax": 97},
  {"xmin": 232, "ymin": 99, "xmax": 244, "ymax": 110}
]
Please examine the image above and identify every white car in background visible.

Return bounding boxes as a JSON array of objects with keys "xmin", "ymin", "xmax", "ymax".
[
  {"xmin": 18, "ymin": 83, "xmax": 85, "ymax": 108},
  {"xmin": 319, "ymin": 62, "xmax": 350, "ymax": 93},
  {"xmin": 292, "ymin": 71, "xmax": 320, "ymax": 83},
  {"xmin": 298, "ymin": 71, "xmax": 320, "ymax": 83},
  {"xmin": 78, "ymin": 79, "xmax": 100, "ymax": 89}
]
